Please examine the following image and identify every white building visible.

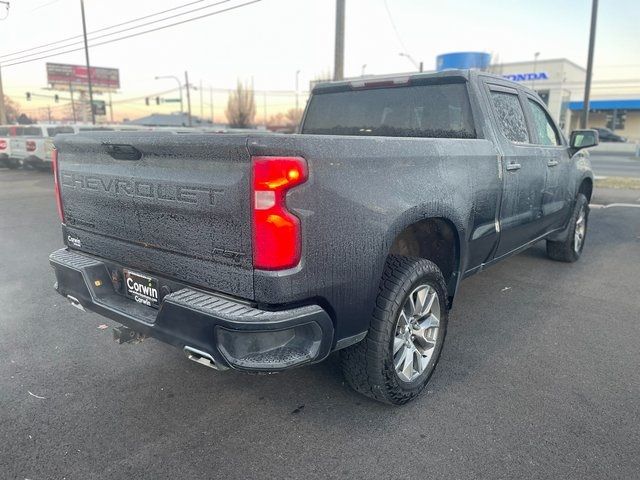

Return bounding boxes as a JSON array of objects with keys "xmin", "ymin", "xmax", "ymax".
[{"xmin": 489, "ymin": 58, "xmax": 640, "ymax": 141}]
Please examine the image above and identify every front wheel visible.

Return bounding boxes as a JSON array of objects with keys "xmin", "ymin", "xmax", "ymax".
[
  {"xmin": 340, "ymin": 255, "xmax": 448, "ymax": 405},
  {"xmin": 546, "ymin": 193, "xmax": 589, "ymax": 262}
]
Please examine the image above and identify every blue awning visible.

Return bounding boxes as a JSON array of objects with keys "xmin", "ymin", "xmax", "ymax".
[{"xmin": 568, "ymin": 99, "xmax": 640, "ymax": 111}]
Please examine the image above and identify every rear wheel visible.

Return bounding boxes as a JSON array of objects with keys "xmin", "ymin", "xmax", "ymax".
[
  {"xmin": 546, "ymin": 193, "xmax": 589, "ymax": 262},
  {"xmin": 341, "ymin": 255, "xmax": 448, "ymax": 405}
]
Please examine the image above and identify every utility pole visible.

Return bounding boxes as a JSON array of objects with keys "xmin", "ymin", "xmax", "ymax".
[
  {"xmin": 108, "ymin": 91, "xmax": 114, "ymax": 123},
  {"xmin": 333, "ymin": 0, "xmax": 345, "ymax": 80},
  {"xmin": 581, "ymin": 0, "xmax": 598, "ymax": 129},
  {"xmin": 0, "ymin": 66, "xmax": 7, "ymax": 124},
  {"xmin": 184, "ymin": 71, "xmax": 192, "ymax": 127},
  {"xmin": 69, "ymin": 82, "xmax": 77, "ymax": 123},
  {"xmin": 47, "ymin": 105, "xmax": 52, "ymax": 123},
  {"xmin": 80, "ymin": 0, "xmax": 95, "ymax": 124},
  {"xmin": 263, "ymin": 92, "xmax": 267, "ymax": 126}
]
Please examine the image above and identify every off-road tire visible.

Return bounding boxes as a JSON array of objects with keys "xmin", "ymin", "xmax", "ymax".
[
  {"xmin": 546, "ymin": 193, "xmax": 589, "ymax": 262},
  {"xmin": 340, "ymin": 255, "xmax": 448, "ymax": 405}
]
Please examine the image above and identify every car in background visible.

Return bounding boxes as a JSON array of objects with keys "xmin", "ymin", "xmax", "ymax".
[
  {"xmin": 594, "ymin": 127, "xmax": 626, "ymax": 142},
  {"xmin": 0, "ymin": 125, "xmax": 16, "ymax": 168},
  {"xmin": 11, "ymin": 125, "xmax": 76, "ymax": 170},
  {"xmin": 3, "ymin": 124, "xmax": 152, "ymax": 170}
]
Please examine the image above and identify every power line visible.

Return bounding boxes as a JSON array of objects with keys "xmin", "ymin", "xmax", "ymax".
[
  {"xmin": 1, "ymin": 0, "xmax": 262, "ymax": 68},
  {"xmin": 383, "ymin": 0, "xmax": 410, "ymax": 56},
  {"xmin": 30, "ymin": 0, "xmax": 65, "ymax": 13},
  {"xmin": 1, "ymin": 0, "xmax": 235, "ymax": 63},
  {"xmin": 0, "ymin": 0, "xmax": 207, "ymax": 59}
]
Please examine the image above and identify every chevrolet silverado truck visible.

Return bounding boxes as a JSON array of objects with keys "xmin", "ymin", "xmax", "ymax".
[{"xmin": 49, "ymin": 70, "xmax": 598, "ymax": 405}]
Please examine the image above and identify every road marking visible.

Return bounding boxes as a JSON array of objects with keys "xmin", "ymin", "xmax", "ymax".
[{"xmin": 590, "ymin": 203, "xmax": 640, "ymax": 209}]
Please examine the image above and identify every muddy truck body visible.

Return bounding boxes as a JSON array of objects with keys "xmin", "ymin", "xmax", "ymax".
[{"xmin": 50, "ymin": 70, "xmax": 597, "ymax": 404}]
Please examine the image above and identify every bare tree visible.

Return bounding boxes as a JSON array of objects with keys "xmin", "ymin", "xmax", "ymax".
[
  {"xmin": 225, "ymin": 80, "xmax": 256, "ymax": 128},
  {"xmin": 3, "ymin": 95, "xmax": 34, "ymax": 123},
  {"xmin": 285, "ymin": 108, "xmax": 303, "ymax": 128}
]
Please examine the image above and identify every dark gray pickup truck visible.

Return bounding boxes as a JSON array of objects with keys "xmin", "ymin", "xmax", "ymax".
[{"xmin": 50, "ymin": 70, "xmax": 598, "ymax": 404}]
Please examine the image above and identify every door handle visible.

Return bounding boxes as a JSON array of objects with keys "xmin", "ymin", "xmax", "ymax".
[
  {"xmin": 506, "ymin": 162, "xmax": 522, "ymax": 171},
  {"xmin": 547, "ymin": 159, "xmax": 559, "ymax": 167}
]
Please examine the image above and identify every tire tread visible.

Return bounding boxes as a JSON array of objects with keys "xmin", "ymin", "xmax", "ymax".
[{"xmin": 340, "ymin": 255, "xmax": 448, "ymax": 405}]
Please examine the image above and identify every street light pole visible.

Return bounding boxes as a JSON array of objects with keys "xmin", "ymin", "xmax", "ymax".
[
  {"xmin": 154, "ymin": 75, "xmax": 183, "ymax": 114},
  {"xmin": 399, "ymin": 52, "xmax": 419, "ymax": 70},
  {"xmin": 184, "ymin": 71, "xmax": 192, "ymax": 127},
  {"xmin": 581, "ymin": 0, "xmax": 598, "ymax": 129},
  {"xmin": 532, "ymin": 51, "xmax": 540, "ymax": 90},
  {"xmin": 80, "ymin": 0, "xmax": 95, "ymax": 125},
  {"xmin": 295, "ymin": 70, "xmax": 300, "ymax": 111},
  {"xmin": 333, "ymin": 0, "xmax": 345, "ymax": 80}
]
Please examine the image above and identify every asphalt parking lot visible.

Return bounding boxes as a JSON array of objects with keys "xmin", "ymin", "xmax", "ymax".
[
  {"xmin": 590, "ymin": 152, "xmax": 640, "ymax": 178},
  {"xmin": 1, "ymin": 168, "xmax": 639, "ymax": 480}
]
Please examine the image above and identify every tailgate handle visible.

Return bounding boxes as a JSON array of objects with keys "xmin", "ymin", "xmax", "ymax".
[{"xmin": 104, "ymin": 144, "xmax": 142, "ymax": 161}]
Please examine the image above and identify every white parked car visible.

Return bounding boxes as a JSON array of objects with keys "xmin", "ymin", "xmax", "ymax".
[{"xmin": 0, "ymin": 125, "xmax": 15, "ymax": 168}]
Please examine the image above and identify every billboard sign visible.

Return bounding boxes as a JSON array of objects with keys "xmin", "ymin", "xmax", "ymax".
[{"xmin": 46, "ymin": 63, "xmax": 120, "ymax": 91}]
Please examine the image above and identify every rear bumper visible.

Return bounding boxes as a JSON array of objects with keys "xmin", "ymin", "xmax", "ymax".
[
  {"xmin": 49, "ymin": 248, "xmax": 334, "ymax": 371},
  {"xmin": 23, "ymin": 155, "xmax": 50, "ymax": 168},
  {"xmin": 0, "ymin": 155, "xmax": 20, "ymax": 167}
]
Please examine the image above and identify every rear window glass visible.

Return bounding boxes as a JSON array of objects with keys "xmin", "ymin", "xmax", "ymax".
[
  {"xmin": 0, "ymin": 127, "xmax": 9, "ymax": 136},
  {"xmin": 302, "ymin": 82, "xmax": 476, "ymax": 139},
  {"xmin": 15, "ymin": 126, "xmax": 43, "ymax": 136},
  {"xmin": 78, "ymin": 127, "xmax": 114, "ymax": 132},
  {"xmin": 47, "ymin": 126, "xmax": 75, "ymax": 136}
]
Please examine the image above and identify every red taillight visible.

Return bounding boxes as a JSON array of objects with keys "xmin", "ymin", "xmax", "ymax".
[
  {"xmin": 252, "ymin": 156, "xmax": 308, "ymax": 270},
  {"xmin": 52, "ymin": 148, "xmax": 65, "ymax": 223},
  {"xmin": 0, "ymin": 140, "xmax": 6, "ymax": 150},
  {"xmin": 26, "ymin": 140, "xmax": 37, "ymax": 152}
]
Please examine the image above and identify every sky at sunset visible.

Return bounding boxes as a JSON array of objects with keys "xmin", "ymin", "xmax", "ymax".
[{"xmin": 1, "ymin": 0, "xmax": 639, "ymax": 122}]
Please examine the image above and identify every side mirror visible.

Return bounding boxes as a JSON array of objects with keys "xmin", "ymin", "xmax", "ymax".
[{"xmin": 569, "ymin": 129, "xmax": 599, "ymax": 156}]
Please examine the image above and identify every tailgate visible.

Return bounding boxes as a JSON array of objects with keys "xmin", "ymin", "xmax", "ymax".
[
  {"xmin": 54, "ymin": 132, "xmax": 254, "ymax": 299},
  {"xmin": 9, "ymin": 138, "xmax": 27, "ymax": 158}
]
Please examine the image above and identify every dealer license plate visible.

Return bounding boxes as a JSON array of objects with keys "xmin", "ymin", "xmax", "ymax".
[{"xmin": 123, "ymin": 269, "xmax": 159, "ymax": 308}]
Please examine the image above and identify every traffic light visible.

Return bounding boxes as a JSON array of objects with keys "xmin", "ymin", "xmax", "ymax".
[
  {"xmin": 26, "ymin": 92, "xmax": 31, "ymax": 101},
  {"xmin": 145, "ymin": 97, "xmax": 150, "ymax": 106},
  {"xmin": 54, "ymin": 94, "xmax": 59, "ymax": 103},
  {"xmin": 155, "ymin": 97, "xmax": 160, "ymax": 105}
]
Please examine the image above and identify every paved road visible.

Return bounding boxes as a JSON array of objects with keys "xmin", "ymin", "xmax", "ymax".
[
  {"xmin": 1, "ymin": 169, "xmax": 639, "ymax": 480},
  {"xmin": 589, "ymin": 152, "xmax": 640, "ymax": 178}
]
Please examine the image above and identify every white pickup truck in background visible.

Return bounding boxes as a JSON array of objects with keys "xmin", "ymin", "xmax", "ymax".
[{"xmin": 8, "ymin": 125, "xmax": 75, "ymax": 170}]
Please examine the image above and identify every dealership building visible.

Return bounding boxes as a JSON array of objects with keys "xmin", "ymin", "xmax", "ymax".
[{"xmin": 437, "ymin": 53, "xmax": 640, "ymax": 141}]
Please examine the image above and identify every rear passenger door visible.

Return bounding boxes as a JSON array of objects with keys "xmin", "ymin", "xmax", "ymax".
[
  {"xmin": 524, "ymin": 96, "xmax": 572, "ymax": 232},
  {"xmin": 485, "ymin": 84, "xmax": 547, "ymax": 258}
]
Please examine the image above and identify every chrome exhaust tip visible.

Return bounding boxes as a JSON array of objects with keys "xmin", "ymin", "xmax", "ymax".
[
  {"xmin": 183, "ymin": 346, "xmax": 228, "ymax": 371},
  {"xmin": 66, "ymin": 295, "xmax": 85, "ymax": 312}
]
